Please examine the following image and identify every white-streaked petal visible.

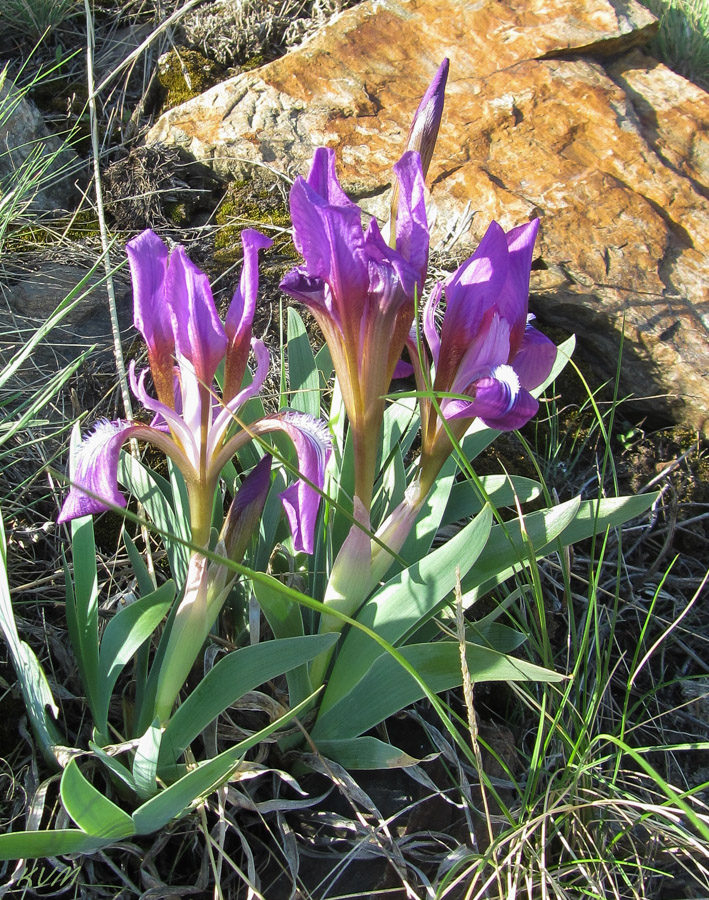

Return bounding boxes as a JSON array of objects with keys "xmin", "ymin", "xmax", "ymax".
[
  {"xmin": 58, "ymin": 419, "xmax": 135, "ymax": 522},
  {"xmin": 130, "ymin": 362, "xmax": 199, "ymax": 467},
  {"xmin": 207, "ymin": 339, "xmax": 271, "ymax": 459}
]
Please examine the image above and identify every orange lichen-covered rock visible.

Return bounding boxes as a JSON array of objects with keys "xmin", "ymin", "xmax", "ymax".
[{"xmin": 146, "ymin": 0, "xmax": 709, "ymax": 427}]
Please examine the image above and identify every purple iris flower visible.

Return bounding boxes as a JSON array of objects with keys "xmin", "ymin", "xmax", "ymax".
[
  {"xmin": 414, "ymin": 218, "xmax": 557, "ymax": 496},
  {"xmin": 58, "ymin": 229, "xmax": 330, "ymax": 555},
  {"xmin": 280, "ymin": 147, "xmax": 428, "ymax": 510}
]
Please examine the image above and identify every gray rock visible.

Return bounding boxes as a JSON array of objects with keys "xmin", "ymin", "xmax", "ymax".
[
  {"xmin": 0, "ymin": 70, "xmax": 82, "ymax": 213},
  {"xmin": 0, "ymin": 259, "xmax": 134, "ymax": 393}
]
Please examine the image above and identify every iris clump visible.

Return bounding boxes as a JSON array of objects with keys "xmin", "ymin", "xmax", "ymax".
[
  {"xmin": 56, "ymin": 55, "xmax": 563, "ymax": 727},
  {"xmin": 279, "ymin": 62, "xmax": 557, "ymax": 637},
  {"xmin": 0, "ymin": 56, "xmax": 660, "ymax": 871},
  {"xmin": 58, "ymin": 227, "xmax": 331, "ymax": 720},
  {"xmin": 59, "ymin": 228, "xmax": 329, "ymax": 554}
]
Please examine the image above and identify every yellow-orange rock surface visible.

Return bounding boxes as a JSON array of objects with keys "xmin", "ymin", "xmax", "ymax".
[{"xmin": 146, "ymin": 0, "xmax": 709, "ymax": 427}]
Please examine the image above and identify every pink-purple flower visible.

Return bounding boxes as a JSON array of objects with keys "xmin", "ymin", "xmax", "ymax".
[
  {"xmin": 413, "ymin": 218, "xmax": 557, "ymax": 496},
  {"xmin": 59, "ymin": 229, "xmax": 330, "ymax": 556},
  {"xmin": 280, "ymin": 147, "xmax": 428, "ymax": 511}
]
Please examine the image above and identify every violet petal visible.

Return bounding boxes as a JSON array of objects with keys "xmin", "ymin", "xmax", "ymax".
[
  {"xmin": 126, "ymin": 230, "xmax": 171, "ymax": 358},
  {"xmin": 392, "ymin": 150, "xmax": 429, "ymax": 287},
  {"xmin": 514, "ymin": 324, "xmax": 558, "ymax": 392},
  {"xmin": 497, "ymin": 219, "xmax": 540, "ymax": 353},
  {"xmin": 288, "ymin": 176, "xmax": 369, "ymax": 324},
  {"xmin": 221, "ymin": 454, "xmax": 273, "ymax": 563},
  {"xmin": 470, "ymin": 367, "xmax": 539, "ymax": 430},
  {"xmin": 165, "ymin": 245, "xmax": 227, "ymax": 387},
  {"xmin": 253, "ymin": 412, "xmax": 331, "ymax": 554},
  {"xmin": 224, "ymin": 229, "xmax": 273, "ymax": 400},
  {"xmin": 406, "ymin": 58, "xmax": 449, "ymax": 178},
  {"xmin": 58, "ymin": 419, "xmax": 136, "ymax": 522}
]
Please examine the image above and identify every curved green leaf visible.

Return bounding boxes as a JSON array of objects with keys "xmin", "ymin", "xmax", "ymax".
[
  {"xmin": 458, "ymin": 494, "xmax": 656, "ymax": 604},
  {"xmin": 60, "ymin": 759, "xmax": 134, "ymax": 840},
  {"xmin": 89, "ymin": 741, "xmax": 137, "ymax": 793},
  {"xmin": 0, "ymin": 829, "xmax": 109, "ymax": 861},
  {"xmin": 316, "ymin": 736, "xmax": 425, "ymax": 769},
  {"xmin": 313, "ymin": 641, "xmax": 562, "ymax": 742},
  {"xmin": 134, "ymin": 692, "xmax": 317, "ymax": 835},
  {"xmin": 95, "ymin": 582, "xmax": 174, "ymax": 734},
  {"xmin": 458, "ymin": 497, "xmax": 582, "ymax": 603},
  {"xmin": 159, "ymin": 633, "xmax": 339, "ymax": 768},
  {"xmin": 321, "ymin": 505, "xmax": 493, "ymax": 714},
  {"xmin": 555, "ymin": 494, "xmax": 658, "ymax": 552},
  {"xmin": 397, "ymin": 458, "xmax": 457, "ymax": 569},
  {"xmin": 133, "ymin": 720, "xmax": 162, "ymax": 800},
  {"xmin": 65, "ymin": 510, "xmax": 99, "ymax": 721},
  {"xmin": 287, "ymin": 307, "xmax": 320, "ymax": 417},
  {"xmin": 441, "ymin": 475, "xmax": 541, "ymax": 527},
  {"xmin": 252, "ymin": 569, "xmax": 305, "ymax": 640},
  {"xmin": 252, "ymin": 572, "xmax": 311, "ymax": 705},
  {"xmin": 123, "ymin": 532, "xmax": 157, "ymax": 599},
  {"xmin": 466, "ymin": 620, "xmax": 528, "ymax": 653},
  {"xmin": 0, "ymin": 507, "xmax": 63, "ymax": 765}
]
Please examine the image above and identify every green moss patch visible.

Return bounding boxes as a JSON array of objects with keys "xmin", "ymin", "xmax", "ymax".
[
  {"xmin": 157, "ymin": 48, "xmax": 226, "ymax": 111},
  {"xmin": 214, "ymin": 170, "xmax": 296, "ymax": 268}
]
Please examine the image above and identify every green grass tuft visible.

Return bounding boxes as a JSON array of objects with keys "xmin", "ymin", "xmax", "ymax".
[
  {"xmin": 640, "ymin": 0, "xmax": 709, "ymax": 86},
  {"xmin": 0, "ymin": 0, "xmax": 80, "ymax": 40}
]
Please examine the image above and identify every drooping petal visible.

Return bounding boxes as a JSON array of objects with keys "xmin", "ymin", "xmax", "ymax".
[
  {"xmin": 513, "ymin": 322, "xmax": 558, "ymax": 391},
  {"xmin": 251, "ymin": 412, "xmax": 332, "ymax": 554},
  {"xmin": 279, "ymin": 267, "xmax": 327, "ymax": 311},
  {"xmin": 223, "ymin": 229, "xmax": 273, "ymax": 402},
  {"xmin": 459, "ymin": 366, "xmax": 539, "ymax": 431},
  {"xmin": 165, "ymin": 245, "xmax": 227, "ymax": 388},
  {"xmin": 126, "ymin": 229, "xmax": 174, "ymax": 406},
  {"xmin": 57, "ymin": 419, "xmax": 137, "ymax": 522},
  {"xmin": 58, "ymin": 414, "xmax": 197, "ymax": 524}
]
